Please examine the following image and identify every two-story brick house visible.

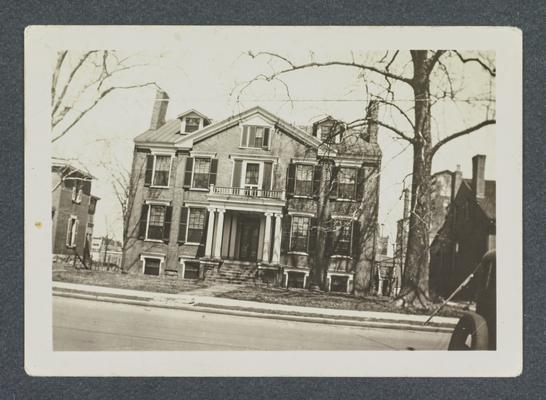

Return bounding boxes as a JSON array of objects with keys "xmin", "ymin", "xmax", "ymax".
[
  {"xmin": 123, "ymin": 91, "xmax": 381, "ymax": 293},
  {"xmin": 52, "ymin": 161, "xmax": 99, "ymax": 267}
]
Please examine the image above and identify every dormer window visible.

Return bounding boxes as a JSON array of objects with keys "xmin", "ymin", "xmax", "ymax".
[
  {"xmin": 241, "ymin": 125, "xmax": 271, "ymax": 149},
  {"xmin": 185, "ymin": 117, "xmax": 201, "ymax": 133}
]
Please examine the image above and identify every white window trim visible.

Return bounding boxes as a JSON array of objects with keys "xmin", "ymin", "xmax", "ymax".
[
  {"xmin": 289, "ymin": 215, "xmax": 312, "ymax": 254},
  {"xmin": 66, "ymin": 215, "xmax": 78, "ymax": 248},
  {"xmin": 184, "ymin": 207, "xmax": 206, "ymax": 246},
  {"xmin": 241, "ymin": 160, "xmax": 265, "ymax": 190},
  {"xmin": 326, "ymin": 272, "xmax": 353, "ymax": 293},
  {"xmin": 179, "ymin": 257, "xmax": 200, "ymax": 279},
  {"xmin": 294, "ymin": 163, "xmax": 315, "ymax": 198},
  {"xmin": 144, "ymin": 204, "xmax": 166, "ymax": 242},
  {"xmin": 282, "ymin": 269, "xmax": 310, "ymax": 288},
  {"xmin": 190, "ymin": 156, "xmax": 214, "ymax": 190},
  {"xmin": 239, "ymin": 123, "xmax": 273, "ymax": 150},
  {"xmin": 150, "ymin": 154, "xmax": 173, "ymax": 189},
  {"xmin": 140, "ymin": 254, "xmax": 165, "ymax": 276}
]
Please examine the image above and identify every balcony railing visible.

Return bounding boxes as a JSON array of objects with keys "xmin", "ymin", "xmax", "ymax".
[{"xmin": 210, "ymin": 185, "xmax": 285, "ymax": 200}]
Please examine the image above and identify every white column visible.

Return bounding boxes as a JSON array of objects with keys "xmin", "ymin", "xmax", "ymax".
[
  {"xmin": 262, "ymin": 213, "xmax": 272, "ymax": 263},
  {"xmin": 213, "ymin": 209, "xmax": 225, "ymax": 259},
  {"xmin": 205, "ymin": 208, "xmax": 216, "ymax": 258},
  {"xmin": 272, "ymin": 213, "xmax": 282, "ymax": 264}
]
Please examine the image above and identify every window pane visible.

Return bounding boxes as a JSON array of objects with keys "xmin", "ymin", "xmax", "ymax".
[
  {"xmin": 183, "ymin": 261, "xmax": 200, "ymax": 279},
  {"xmin": 333, "ymin": 221, "xmax": 352, "ymax": 255},
  {"xmin": 243, "ymin": 125, "xmax": 269, "ymax": 148},
  {"xmin": 290, "ymin": 216, "xmax": 310, "ymax": 252},
  {"xmin": 187, "ymin": 208, "xmax": 206, "ymax": 242},
  {"xmin": 153, "ymin": 156, "xmax": 171, "ymax": 186},
  {"xmin": 192, "ymin": 158, "xmax": 211, "ymax": 188},
  {"xmin": 147, "ymin": 205, "xmax": 165, "ymax": 240},
  {"xmin": 338, "ymin": 168, "xmax": 356, "ymax": 199},
  {"xmin": 295, "ymin": 164, "xmax": 313, "ymax": 196},
  {"xmin": 144, "ymin": 258, "xmax": 160, "ymax": 276},
  {"xmin": 245, "ymin": 163, "xmax": 260, "ymax": 185}
]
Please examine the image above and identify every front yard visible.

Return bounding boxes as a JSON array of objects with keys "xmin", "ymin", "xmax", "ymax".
[
  {"xmin": 53, "ymin": 269, "xmax": 207, "ymax": 294},
  {"xmin": 217, "ymin": 286, "xmax": 465, "ymax": 318}
]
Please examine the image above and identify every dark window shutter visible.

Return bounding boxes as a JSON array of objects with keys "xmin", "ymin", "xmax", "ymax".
[
  {"xmin": 209, "ymin": 158, "xmax": 218, "ymax": 187},
  {"xmin": 200, "ymin": 210, "xmax": 209, "ymax": 246},
  {"xmin": 162, "ymin": 206, "xmax": 173, "ymax": 243},
  {"xmin": 280, "ymin": 215, "xmax": 292, "ymax": 254},
  {"xmin": 286, "ymin": 163, "xmax": 296, "ymax": 196},
  {"xmin": 144, "ymin": 155, "xmax": 154, "ymax": 186},
  {"xmin": 262, "ymin": 162, "xmax": 272, "ymax": 191},
  {"xmin": 241, "ymin": 126, "xmax": 248, "ymax": 147},
  {"xmin": 351, "ymin": 220, "xmax": 361, "ymax": 258},
  {"xmin": 263, "ymin": 128, "xmax": 270, "ymax": 149},
  {"xmin": 312, "ymin": 165, "xmax": 322, "ymax": 198},
  {"xmin": 329, "ymin": 165, "xmax": 339, "ymax": 200},
  {"xmin": 232, "ymin": 159, "xmax": 243, "ymax": 187},
  {"xmin": 178, "ymin": 207, "xmax": 188, "ymax": 243},
  {"xmin": 138, "ymin": 204, "xmax": 148, "ymax": 239},
  {"xmin": 249, "ymin": 126, "xmax": 256, "ymax": 147},
  {"xmin": 183, "ymin": 157, "xmax": 193, "ymax": 188},
  {"xmin": 356, "ymin": 167, "xmax": 365, "ymax": 201},
  {"xmin": 308, "ymin": 217, "xmax": 318, "ymax": 254},
  {"xmin": 325, "ymin": 230, "xmax": 334, "ymax": 257}
]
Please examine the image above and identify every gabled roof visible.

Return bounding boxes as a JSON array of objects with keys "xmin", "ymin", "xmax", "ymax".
[
  {"xmin": 52, "ymin": 160, "xmax": 95, "ymax": 180},
  {"xmin": 175, "ymin": 106, "xmax": 322, "ymax": 149},
  {"xmin": 176, "ymin": 108, "xmax": 211, "ymax": 122},
  {"xmin": 134, "ymin": 119, "xmax": 182, "ymax": 145},
  {"xmin": 462, "ymin": 179, "xmax": 496, "ymax": 221}
]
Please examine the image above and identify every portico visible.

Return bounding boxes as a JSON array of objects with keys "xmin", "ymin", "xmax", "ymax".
[{"xmin": 204, "ymin": 187, "xmax": 285, "ymax": 265}]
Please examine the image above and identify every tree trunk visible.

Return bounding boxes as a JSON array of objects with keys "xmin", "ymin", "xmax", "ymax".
[{"xmin": 397, "ymin": 51, "xmax": 434, "ymax": 309}]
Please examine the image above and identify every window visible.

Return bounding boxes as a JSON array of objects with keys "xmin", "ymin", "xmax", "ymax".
[
  {"xmin": 145, "ymin": 154, "xmax": 172, "ymax": 188},
  {"xmin": 143, "ymin": 257, "xmax": 161, "ymax": 276},
  {"xmin": 183, "ymin": 261, "xmax": 200, "ymax": 279},
  {"xmin": 185, "ymin": 117, "xmax": 200, "ymax": 133},
  {"xmin": 153, "ymin": 156, "xmax": 171, "ymax": 187},
  {"xmin": 187, "ymin": 208, "xmax": 206, "ymax": 243},
  {"xmin": 244, "ymin": 163, "xmax": 260, "ymax": 188},
  {"xmin": 330, "ymin": 275, "xmax": 349, "ymax": 293},
  {"xmin": 286, "ymin": 271, "xmax": 306, "ymax": 289},
  {"xmin": 241, "ymin": 125, "xmax": 270, "ymax": 149},
  {"xmin": 295, "ymin": 164, "xmax": 314, "ymax": 196},
  {"xmin": 192, "ymin": 157, "xmax": 211, "ymax": 189},
  {"xmin": 66, "ymin": 216, "xmax": 78, "ymax": 247},
  {"xmin": 290, "ymin": 216, "xmax": 310, "ymax": 253},
  {"xmin": 71, "ymin": 180, "xmax": 83, "ymax": 204},
  {"xmin": 333, "ymin": 220, "xmax": 353, "ymax": 256},
  {"xmin": 147, "ymin": 205, "xmax": 166, "ymax": 240},
  {"xmin": 338, "ymin": 167, "xmax": 357, "ymax": 199}
]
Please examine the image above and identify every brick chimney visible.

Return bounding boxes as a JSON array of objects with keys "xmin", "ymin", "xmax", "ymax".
[
  {"xmin": 366, "ymin": 100, "xmax": 379, "ymax": 143},
  {"xmin": 452, "ymin": 164, "xmax": 462, "ymax": 201},
  {"xmin": 150, "ymin": 89, "xmax": 169, "ymax": 130},
  {"xmin": 472, "ymin": 155, "xmax": 486, "ymax": 199}
]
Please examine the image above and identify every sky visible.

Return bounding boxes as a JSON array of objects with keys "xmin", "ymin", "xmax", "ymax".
[{"xmin": 51, "ymin": 29, "xmax": 495, "ymax": 253}]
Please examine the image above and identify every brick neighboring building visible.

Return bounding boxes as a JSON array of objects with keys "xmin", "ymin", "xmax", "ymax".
[
  {"xmin": 429, "ymin": 155, "xmax": 496, "ymax": 300},
  {"xmin": 52, "ymin": 162, "xmax": 99, "ymax": 267},
  {"xmin": 122, "ymin": 91, "xmax": 382, "ymax": 293}
]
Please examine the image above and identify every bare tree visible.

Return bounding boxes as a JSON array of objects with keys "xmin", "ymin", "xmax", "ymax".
[
  {"xmin": 51, "ymin": 50, "xmax": 160, "ymax": 143},
  {"xmin": 237, "ymin": 50, "xmax": 496, "ymax": 308}
]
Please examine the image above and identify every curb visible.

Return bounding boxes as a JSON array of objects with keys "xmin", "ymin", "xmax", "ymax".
[{"xmin": 53, "ymin": 288, "xmax": 455, "ymax": 334}]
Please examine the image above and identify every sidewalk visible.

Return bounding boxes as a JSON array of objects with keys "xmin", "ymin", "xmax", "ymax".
[{"xmin": 52, "ymin": 281, "xmax": 458, "ymax": 333}]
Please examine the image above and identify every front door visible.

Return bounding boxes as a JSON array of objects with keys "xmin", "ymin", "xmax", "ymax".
[{"xmin": 238, "ymin": 217, "xmax": 260, "ymax": 261}]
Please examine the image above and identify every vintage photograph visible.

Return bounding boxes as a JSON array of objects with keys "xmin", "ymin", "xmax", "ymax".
[{"xmin": 25, "ymin": 26, "xmax": 521, "ymax": 376}]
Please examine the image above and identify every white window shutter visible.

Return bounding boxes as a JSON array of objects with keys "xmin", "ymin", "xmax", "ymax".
[
  {"xmin": 76, "ymin": 189, "xmax": 82, "ymax": 203},
  {"xmin": 71, "ymin": 186, "xmax": 77, "ymax": 201},
  {"xmin": 73, "ymin": 219, "xmax": 79, "ymax": 247},
  {"xmin": 66, "ymin": 218, "xmax": 72, "ymax": 246}
]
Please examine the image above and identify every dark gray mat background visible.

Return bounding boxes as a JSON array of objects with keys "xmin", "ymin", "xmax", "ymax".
[{"xmin": 1, "ymin": 1, "xmax": 543, "ymax": 398}]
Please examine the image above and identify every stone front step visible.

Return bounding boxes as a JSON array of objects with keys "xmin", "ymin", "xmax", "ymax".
[{"xmin": 204, "ymin": 260, "xmax": 259, "ymax": 283}]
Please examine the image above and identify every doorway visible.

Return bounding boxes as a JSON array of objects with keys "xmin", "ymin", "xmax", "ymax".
[{"xmin": 238, "ymin": 216, "xmax": 260, "ymax": 261}]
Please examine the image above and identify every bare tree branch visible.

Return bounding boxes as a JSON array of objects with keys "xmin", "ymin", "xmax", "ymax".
[
  {"xmin": 52, "ymin": 51, "xmax": 97, "ymax": 117},
  {"xmin": 348, "ymin": 118, "xmax": 415, "ymax": 143},
  {"xmin": 247, "ymin": 51, "xmax": 414, "ymax": 85},
  {"xmin": 453, "ymin": 50, "xmax": 496, "ymax": 77},
  {"xmin": 52, "ymin": 82, "xmax": 160, "ymax": 143},
  {"xmin": 52, "ymin": 51, "xmax": 68, "ymax": 106},
  {"xmin": 431, "ymin": 119, "xmax": 496, "ymax": 156}
]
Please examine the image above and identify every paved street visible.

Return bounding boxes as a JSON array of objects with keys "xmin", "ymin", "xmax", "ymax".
[{"xmin": 53, "ymin": 296, "xmax": 451, "ymax": 351}]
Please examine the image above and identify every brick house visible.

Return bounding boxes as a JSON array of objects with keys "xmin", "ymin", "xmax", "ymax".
[
  {"xmin": 123, "ymin": 91, "xmax": 381, "ymax": 293},
  {"xmin": 52, "ymin": 162, "xmax": 99, "ymax": 267},
  {"xmin": 429, "ymin": 155, "xmax": 496, "ymax": 300}
]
